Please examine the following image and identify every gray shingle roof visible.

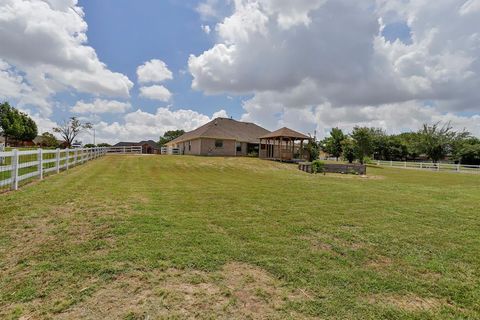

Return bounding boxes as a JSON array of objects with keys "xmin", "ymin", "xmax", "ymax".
[{"xmin": 167, "ymin": 118, "xmax": 271, "ymax": 145}]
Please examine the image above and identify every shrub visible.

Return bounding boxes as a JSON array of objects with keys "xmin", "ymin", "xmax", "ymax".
[
  {"xmin": 312, "ymin": 160, "xmax": 326, "ymax": 174},
  {"xmin": 363, "ymin": 156, "xmax": 374, "ymax": 164}
]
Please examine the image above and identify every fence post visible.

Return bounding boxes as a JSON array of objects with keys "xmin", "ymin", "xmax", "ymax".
[
  {"xmin": 437, "ymin": 163, "xmax": 440, "ymax": 171},
  {"xmin": 74, "ymin": 149, "xmax": 77, "ymax": 165},
  {"xmin": 56, "ymin": 148, "xmax": 60, "ymax": 173},
  {"xmin": 0, "ymin": 143, "xmax": 4, "ymax": 165},
  {"xmin": 38, "ymin": 148, "xmax": 43, "ymax": 180},
  {"xmin": 404, "ymin": 161, "xmax": 407, "ymax": 168},
  {"xmin": 457, "ymin": 164, "xmax": 460, "ymax": 172},
  {"xmin": 65, "ymin": 149, "xmax": 69, "ymax": 170},
  {"xmin": 11, "ymin": 149, "xmax": 19, "ymax": 191},
  {"xmin": 390, "ymin": 160, "xmax": 393, "ymax": 167}
]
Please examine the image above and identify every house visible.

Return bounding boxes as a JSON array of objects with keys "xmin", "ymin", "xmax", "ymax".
[
  {"xmin": 113, "ymin": 140, "xmax": 160, "ymax": 154},
  {"xmin": 165, "ymin": 118, "xmax": 271, "ymax": 156}
]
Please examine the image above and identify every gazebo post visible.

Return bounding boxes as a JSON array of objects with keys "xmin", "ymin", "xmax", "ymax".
[
  {"xmin": 300, "ymin": 139, "xmax": 304, "ymax": 159},
  {"xmin": 259, "ymin": 138, "xmax": 261, "ymax": 158}
]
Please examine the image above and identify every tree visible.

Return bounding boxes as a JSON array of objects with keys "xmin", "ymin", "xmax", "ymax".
[
  {"xmin": 53, "ymin": 117, "xmax": 92, "ymax": 148},
  {"xmin": 457, "ymin": 137, "xmax": 480, "ymax": 165},
  {"xmin": 320, "ymin": 128, "xmax": 345, "ymax": 160},
  {"xmin": 0, "ymin": 102, "xmax": 22, "ymax": 145},
  {"xmin": 351, "ymin": 127, "xmax": 374, "ymax": 164},
  {"xmin": 84, "ymin": 144, "xmax": 96, "ymax": 148},
  {"xmin": 97, "ymin": 143, "xmax": 111, "ymax": 147},
  {"xmin": 398, "ymin": 132, "xmax": 422, "ymax": 160},
  {"xmin": 19, "ymin": 114, "xmax": 38, "ymax": 141},
  {"xmin": 418, "ymin": 122, "xmax": 468, "ymax": 163},
  {"xmin": 158, "ymin": 130, "xmax": 185, "ymax": 146},
  {"xmin": 0, "ymin": 102, "xmax": 37, "ymax": 144},
  {"xmin": 39, "ymin": 132, "xmax": 59, "ymax": 148},
  {"xmin": 304, "ymin": 138, "xmax": 320, "ymax": 161},
  {"xmin": 341, "ymin": 138, "xmax": 355, "ymax": 163}
]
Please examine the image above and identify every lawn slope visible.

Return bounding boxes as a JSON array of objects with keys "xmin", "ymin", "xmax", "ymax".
[{"xmin": 1, "ymin": 155, "xmax": 479, "ymax": 319}]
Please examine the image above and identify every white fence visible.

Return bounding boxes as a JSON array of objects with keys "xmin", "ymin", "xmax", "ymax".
[
  {"xmin": 0, "ymin": 147, "xmax": 107, "ymax": 192},
  {"xmin": 106, "ymin": 146, "xmax": 142, "ymax": 154},
  {"xmin": 160, "ymin": 147, "xmax": 180, "ymax": 155},
  {"xmin": 374, "ymin": 160, "xmax": 480, "ymax": 174}
]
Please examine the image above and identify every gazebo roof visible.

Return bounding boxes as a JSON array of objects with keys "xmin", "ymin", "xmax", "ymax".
[{"xmin": 259, "ymin": 127, "xmax": 310, "ymax": 140}]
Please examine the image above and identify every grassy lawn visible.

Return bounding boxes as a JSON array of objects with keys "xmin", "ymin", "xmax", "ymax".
[{"xmin": 1, "ymin": 155, "xmax": 479, "ymax": 319}]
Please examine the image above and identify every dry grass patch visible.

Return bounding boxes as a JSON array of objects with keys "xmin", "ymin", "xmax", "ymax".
[
  {"xmin": 365, "ymin": 294, "xmax": 452, "ymax": 312},
  {"xmin": 56, "ymin": 262, "xmax": 307, "ymax": 320}
]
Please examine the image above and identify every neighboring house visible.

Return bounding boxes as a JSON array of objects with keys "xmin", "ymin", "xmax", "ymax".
[
  {"xmin": 114, "ymin": 140, "xmax": 160, "ymax": 154},
  {"xmin": 165, "ymin": 117, "xmax": 271, "ymax": 156},
  {"xmin": 0, "ymin": 134, "xmax": 35, "ymax": 147}
]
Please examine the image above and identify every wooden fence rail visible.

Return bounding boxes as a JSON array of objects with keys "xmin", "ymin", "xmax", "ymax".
[{"xmin": 0, "ymin": 147, "xmax": 107, "ymax": 192}]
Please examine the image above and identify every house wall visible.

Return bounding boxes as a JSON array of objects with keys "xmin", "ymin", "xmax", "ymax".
[
  {"xmin": 200, "ymin": 138, "xmax": 236, "ymax": 156},
  {"xmin": 172, "ymin": 139, "xmax": 253, "ymax": 156},
  {"xmin": 178, "ymin": 139, "xmax": 202, "ymax": 155}
]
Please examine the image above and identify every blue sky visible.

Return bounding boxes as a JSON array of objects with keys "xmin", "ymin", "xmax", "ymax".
[
  {"xmin": 1, "ymin": 0, "xmax": 479, "ymax": 143},
  {"xmin": 75, "ymin": 0, "xmax": 245, "ymax": 123}
]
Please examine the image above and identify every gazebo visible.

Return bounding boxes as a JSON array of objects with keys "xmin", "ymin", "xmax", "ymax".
[{"xmin": 259, "ymin": 127, "xmax": 310, "ymax": 162}]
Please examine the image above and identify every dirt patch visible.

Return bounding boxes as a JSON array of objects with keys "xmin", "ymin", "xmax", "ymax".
[
  {"xmin": 365, "ymin": 256, "xmax": 393, "ymax": 269},
  {"xmin": 55, "ymin": 262, "xmax": 307, "ymax": 319},
  {"xmin": 366, "ymin": 294, "xmax": 450, "ymax": 312}
]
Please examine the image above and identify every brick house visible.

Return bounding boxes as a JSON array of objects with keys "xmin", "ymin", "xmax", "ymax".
[{"xmin": 165, "ymin": 118, "xmax": 270, "ymax": 156}]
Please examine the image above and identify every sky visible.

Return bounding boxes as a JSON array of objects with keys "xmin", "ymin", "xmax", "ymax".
[{"xmin": 0, "ymin": 0, "xmax": 479, "ymax": 144}]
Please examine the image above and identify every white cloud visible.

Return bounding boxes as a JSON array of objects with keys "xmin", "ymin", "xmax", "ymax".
[
  {"xmin": 0, "ymin": 0, "xmax": 133, "ymax": 116},
  {"xmin": 189, "ymin": 0, "xmax": 480, "ymax": 137},
  {"xmin": 196, "ymin": 0, "xmax": 221, "ymax": 20},
  {"xmin": 242, "ymin": 100, "xmax": 480, "ymax": 139},
  {"xmin": 459, "ymin": 0, "xmax": 480, "ymax": 15},
  {"xmin": 136, "ymin": 59, "xmax": 173, "ymax": 84},
  {"xmin": 201, "ymin": 24, "xmax": 211, "ymax": 34},
  {"xmin": 139, "ymin": 85, "xmax": 172, "ymax": 102},
  {"xmin": 88, "ymin": 107, "xmax": 228, "ymax": 144},
  {"xmin": 71, "ymin": 99, "xmax": 132, "ymax": 114}
]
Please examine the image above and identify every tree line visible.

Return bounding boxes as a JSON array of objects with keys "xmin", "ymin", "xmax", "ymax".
[
  {"xmin": 1, "ymin": 102, "xmax": 96, "ymax": 148},
  {"xmin": 320, "ymin": 123, "xmax": 480, "ymax": 165},
  {"xmin": 0, "ymin": 102, "xmax": 38, "ymax": 145}
]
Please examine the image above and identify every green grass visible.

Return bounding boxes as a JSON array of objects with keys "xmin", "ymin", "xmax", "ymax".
[{"xmin": 1, "ymin": 155, "xmax": 479, "ymax": 319}]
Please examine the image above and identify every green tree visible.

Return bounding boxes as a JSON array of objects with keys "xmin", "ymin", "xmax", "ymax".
[
  {"xmin": 418, "ymin": 122, "xmax": 468, "ymax": 163},
  {"xmin": 158, "ymin": 130, "xmax": 185, "ymax": 146},
  {"xmin": 398, "ymin": 132, "xmax": 422, "ymax": 160},
  {"xmin": 84, "ymin": 144, "xmax": 96, "ymax": 148},
  {"xmin": 0, "ymin": 102, "xmax": 37, "ymax": 144},
  {"xmin": 457, "ymin": 137, "xmax": 480, "ymax": 165},
  {"xmin": 0, "ymin": 102, "xmax": 23, "ymax": 145},
  {"xmin": 53, "ymin": 117, "xmax": 92, "ymax": 148},
  {"xmin": 305, "ymin": 139, "xmax": 320, "ymax": 161},
  {"xmin": 341, "ymin": 138, "xmax": 355, "ymax": 163},
  {"xmin": 39, "ymin": 132, "xmax": 59, "ymax": 148},
  {"xmin": 19, "ymin": 113, "xmax": 38, "ymax": 141},
  {"xmin": 320, "ymin": 127, "xmax": 345, "ymax": 160},
  {"xmin": 351, "ymin": 127, "xmax": 374, "ymax": 164},
  {"xmin": 97, "ymin": 143, "xmax": 111, "ymax": 147}
]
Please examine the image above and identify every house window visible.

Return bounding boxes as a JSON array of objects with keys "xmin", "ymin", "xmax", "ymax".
[
  {"xmin": 236, "ymin": 142, "xmax": 242, "ymax": 152},
  {"xmin": 188, "ymin": 141, "xmax": 191, "ymax": 151},
  {"xmin": 260, "ymin": 144, "xmax": 266, "ymax": 150},
  {"xmin": 215, "ymin": 140, "xmax": 223, "ymax": 148}
]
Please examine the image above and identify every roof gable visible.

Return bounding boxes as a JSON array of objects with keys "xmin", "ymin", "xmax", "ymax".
[
  {"xmin": 259, "ymin": 127, "xmax": 310, "ymax": 139},
  {"xmin": 167, "ymin": 118, "xmax": 271, "ymax": 145}
]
